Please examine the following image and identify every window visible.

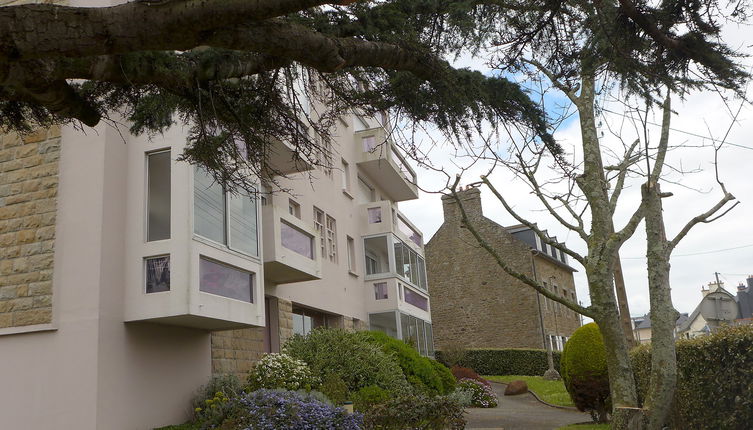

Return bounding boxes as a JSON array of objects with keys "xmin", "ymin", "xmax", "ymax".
[
  {"xmin": 313, "ymin": 207, "xmax": 325, "ymax": 258},
  {"xmin": 288, "ymin": 199, "xmax": 301, "ymax": 219},
  {"xmin": 367, "ymin": 207, "xmax": 382, "ymax": 224},
  {"xmin": 199, "ymin": 257, "xmax": 253, "ymax": 302},
  {"xmin": 326, "ymin": 215, "xmax": 337, "ymax": 262},
  {"xmin": 397, "ymin": 216, "xmax": 422, "ymax": 246},
  {"xmin": 362, "ymin": 135, "xmax": 378, "ymax": 152},
  {"xmin": 146, "ymin": 150, "xmax": 171, "ymax": 241},
  {"xmin": 292, "ymin": 307, "xmax": 330, "ymax": 336},
  {"xmin": 369, "ymin": 311, "xmax": 398, "ymax": 338},
  {"xmin": 374, "ymin": 282, "xmax": 388, "ymax": 300},
  {"xmin": 358, "ymin": 176, "xmax": 376, "ymax": 204},
  {"xmin": 341, "ymin": 159, "xmax": 351, "ymax": 192},
  {"xmin": 542, "ymin": 282, "xmax": 549, "ymax": 311},
  {"xmin": 145, "ymin": 255, "xmax": 170, "ymax": 293},
  {"xmin": 365, "ymin": 254, "xmax": 379, "ymax": 275},
  {"xmin": 403, "ymin": 286, "xmax": 429, "ymax": 311},
  {"xmin": 347, "ymin": 236, "xmax": 356, "ymax": 272},
  {"xmin": 193, "ymin": 167, "xmax": 258, "ymax": 256},
  {"xmin": 364, "ymin": 235, "xmax": 390, "ymax": 276},
  {"xmin": 399, "ymin": 313, "xmax": 433, "ymax": 356},
  {"xmin": 392, "ymin": 239, "xmax": 428, "ymax": 290},
  {"xmin": 281, "ymin": 221, "xmax": 314, "ymax": 259}
]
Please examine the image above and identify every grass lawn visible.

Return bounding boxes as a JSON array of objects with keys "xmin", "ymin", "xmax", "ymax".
[
  {"xmin": 484, "ymin": 375, "xmax": 574, "ymax": 407},
  {"xmin": 557, "ymin": 424, "xmax": 610, "ymax": 429}
]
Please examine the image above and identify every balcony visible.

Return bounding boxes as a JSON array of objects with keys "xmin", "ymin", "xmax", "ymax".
[
  {"xmin": 364, "ymin": 277, "xmax": 431, "ymax": 321},
  {"xmin": 355, "ymin": 128, "xmax": 418, "ymax": 202},
  {"xmin": 262, "ymin": 137, "xmax": 315, "ymax": 177},
  {"xmin": 262, "ymin": 200, "xmax": 322, "ymax": 283},
  {"xmin": 360, "ymin": 201, "xmax": 424, "ymax": 249}
]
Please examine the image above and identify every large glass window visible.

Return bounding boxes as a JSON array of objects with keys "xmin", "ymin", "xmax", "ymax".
[
  {"xmin": 399, "ymin": 313, "xmax": 433, "ymax": 356},
  {"xmin": 292, "ymin": 307, "xmax": 330, "ymax": 336},
  {"xmin": 364, "ymin": 236, "xmax": 390, "ymax": 275},
  {"xmin": 397, "ymin": 216, "xmax": 422, "ymax": 246},
  {"xmin": 369, "ymin": 311, "xmax": 398, "ymax": 338},
  {"xmin": 228, "ymin": 193, "xmax": 258, "ymax": 256},
  {"xmin": 145, "ymin": 255, "xmax": 170, "ymax": 293},
  {"xmin": 392, "ymin": 239, "xmax": 428, "ymax": 290},
  {"xmin": 194, "ymin": 167, "xmax": 258, "ymax": 256},
  {"xmin": 146, "ymin": 151, "xmax": 171, "ymax": 241},
  {"xmin": 281, "ymin": 220, "xmax": 314, "ymax": 259},
  {"xmin": 199, "ymin": 257, "xmax": 253, "ymax": 302}
]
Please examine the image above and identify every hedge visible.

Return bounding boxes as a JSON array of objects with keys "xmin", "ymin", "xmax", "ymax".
[
  {"xmin": 436, "ymin": 348, "xmax": 561, "ymax": 376},
  {"xmin": 631, "ymin": 324, "xmax": 753, "ymax": 429}
]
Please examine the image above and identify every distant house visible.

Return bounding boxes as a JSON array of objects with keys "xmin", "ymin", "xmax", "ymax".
[
  {"xmin": 425, "ymin": 187, "xmax": 581, "ymax": 353},
  {"xmin": 631, "ymin": 313, "xmax": 689, "ymax": 344},
  {"xmin": 734, "ymin": 275, "xmax": 753, "ymax": 325},
  {"xmin": 676, "ymin": 281, "xmax": 740, "ymax": 339}
]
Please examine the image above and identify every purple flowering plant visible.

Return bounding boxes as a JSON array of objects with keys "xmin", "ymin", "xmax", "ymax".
[{"xmin": 455, "ymin": 378, "xmax": 498, "ymax": 408}]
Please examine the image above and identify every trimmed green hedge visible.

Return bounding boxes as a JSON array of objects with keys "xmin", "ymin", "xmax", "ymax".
[
  {"xmin": 631, "ymin": 324, "xmax": 753, "ymax": 429},
  {"xmin": 436, "ymin": 348, "xmax": 561, "ymax": 376}
]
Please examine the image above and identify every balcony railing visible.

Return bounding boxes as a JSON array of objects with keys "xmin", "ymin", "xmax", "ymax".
[
  {"xmin": 355, "ymin": 128, "xmax": 418, "ymax": 202},
  {"xmin": 262, "ymin": 200, "xmax": 322, "ymax": 283},
  {"xmin": 360, "ymin": 201, "xmax": 424, "ymax": 249}
]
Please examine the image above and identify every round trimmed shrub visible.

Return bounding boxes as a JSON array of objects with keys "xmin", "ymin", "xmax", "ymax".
[
  {"xmin": 284, "ymin": 328, "xmax": 410, "ymax": 394},
  {"xmin": 560, "ymin": 322, "xmax": 610, "ymax": 422},
  {"xmin": 360, "ymin": 330, "xmax": 452, "ymax": 395},
  {"xmin": 352, "ymin": 385, "xmax": 390, "ymax": 412},
  {"xmin": 430, "ymin": 359, "xmax": 457, "ymax": 394},
  {"xmin": 247, "ymin": 352, "xmax": 317, "ymax": 391},
  {"xmin": 224, "ymin": 389, "xmax": 363, "ymax": 429},
  {"xmin": 455, "ymin": 378, "xmax": 498, "ymax": 408}
]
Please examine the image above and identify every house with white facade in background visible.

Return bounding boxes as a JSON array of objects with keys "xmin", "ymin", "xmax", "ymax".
[{"xmin": 0, "ymin": 88, "xmax": 432, "ymax": 428}]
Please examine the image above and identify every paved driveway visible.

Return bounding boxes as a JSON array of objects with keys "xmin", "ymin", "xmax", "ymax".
[{"xmin": 465, "ymin": 382, "xmax": 590, "ymax": 430}]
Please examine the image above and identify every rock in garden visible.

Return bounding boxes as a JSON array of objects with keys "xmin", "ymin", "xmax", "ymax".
[{"xmin": 504, "ymin": 380, "xmax": 528, "ymax": 396}]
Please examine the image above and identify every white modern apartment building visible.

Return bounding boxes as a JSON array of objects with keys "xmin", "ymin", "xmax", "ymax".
[{"xmin": 0, "ymin": 96, "xmax": 432, "ymax": 429}]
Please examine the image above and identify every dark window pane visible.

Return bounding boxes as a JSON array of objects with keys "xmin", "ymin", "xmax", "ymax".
[
  {"xmin": 404, "ymin": 287, "xmax": 428, "ymax": 311},
  {"xmin": 147, "ymin": 151, "xmax": 171, "ymax": 241},
  {"xmin": 199, "ymin": 258, "xmax": 253, "ymax": 302},
  {"xmin": 145, "ymin": 256, "xmax": 170, "ymax": 293},
  {"xmin": 374, "ymin": 282, "xmax": 388, "ymax": 300}
]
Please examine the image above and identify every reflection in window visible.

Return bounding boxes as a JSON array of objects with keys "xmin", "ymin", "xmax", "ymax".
[
  {"xmin": 403, "ymin": 287, "xmax": 428, "ymax": 311},
  {"xmin": 145, "ymin": 255, "xmax": 170, "ymax": 293},
  {"xmin": 194, "ymin": 167, "xmax": 225, "ymax": 244},
  {"xmin": 399, "ymin": 312, "xmax": 433, "ymax": 356},
  {"xmin": 199, "ymin": 257, "xmax": 253, "ymax": 302},
  {"xmin": 281, "ymin": 221, "xmax": 314, "ymax": 259},
  {"xmin": 364, "ymin": 236, "xmax": 390, "ymax": 275},
  {"xmin": 292, "ymin": 307, "xmax": 330, "ymax": 336},
  {"xmin": 374, "ymin": 282, "xmax": 388, "ymax": 300},
  {"xmin": 228, "ymin": 193, "xmax": 258, "ymax": 256},
  {"xmin": 367, "ymin": 207, "xmax": 382, "ymax": 223},
  {"xmin": 392, "ymin": 239, "xmax": 428, "ymax": 290},
  {"xmin": 369, "ymin": 311, "xmax": 398, "ymax": 338}
]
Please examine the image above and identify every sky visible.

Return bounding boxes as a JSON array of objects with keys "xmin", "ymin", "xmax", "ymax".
[{"xmin": 398, "ymin": 23, "xmax": 753, "ymax": 318}]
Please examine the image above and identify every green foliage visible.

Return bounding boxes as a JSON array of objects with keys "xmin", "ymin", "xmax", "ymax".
[
  {"xmin": 437, "ymin": 348, "xmax": 561, "ymax": 376},
  {"xmin": 631, "ymin": 324, "xmax": 753, "ymax": 429},
  {"xmin": 247, "ymin": 352, "xmax": 317, "ymax": 392},
  {"xmin": 430, "ymin": 359, "xmax": 457, "ymax": 394},
  {"xmin": 560, "ymin": 323, "xmax": 610, "ymax": 422},
  {"xmin": 363, "ymin": 394, "xmax": 466, "ymax": 430},
  {"xmin": 319, "ymin": 373, "xmax": 350, "ymax": 405},
  {"xmin": 360, "ymin": 330, "xmax": 452, "ymax": 395},
  {"xmin": 189, "ymin": 374, "xmax": 243, "ymax": 430},
  {"xmin": 455, "ymin": 378, "xmax": 498, "ymax": 408},
  {"xmin": 485, "ymin": 375, "xmax": 574, "ymax": 407},
  {"xmin": 352, "ymin": 385, "xmax": 390, "ymax": 412},
  {"xmin": 284, "ymin": 328, "xmax": 410, "ymax": 395}
]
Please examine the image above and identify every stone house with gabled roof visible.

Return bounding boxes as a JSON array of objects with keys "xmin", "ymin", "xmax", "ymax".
[{"xmin": 426, "ymin": 187, "xmax": 581, "ymax": 353}]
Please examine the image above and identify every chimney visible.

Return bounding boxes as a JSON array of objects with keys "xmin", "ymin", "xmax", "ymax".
[
  {"xmin": 441, "ymin": 186, "xmax": 483, "ymax": 224},
  {"xmin": 701, "ymin": 286, "xmax": 710, "ymax": 297},
  {"xmin": 747, "ymin": 275, "xmax": 753, "ymax": 290},
  {"xmin": 739, "ymin": 283, "xmax": 747, "ymax": 292}
]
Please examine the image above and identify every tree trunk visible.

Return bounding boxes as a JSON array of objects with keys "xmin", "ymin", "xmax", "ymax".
[{"xmin": 642, "ymin": 182, "xmax": 678, "ymax": 429}]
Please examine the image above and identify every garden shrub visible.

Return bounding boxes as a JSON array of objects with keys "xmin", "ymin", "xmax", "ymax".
[
  {"xmin": 190, "ymin": 374, "xmax": 243, "ymax": 429},
  {"xmin": 440, "ymin": 340, "xmax": 468, "ymax": 367},
  {"xmin": 631, "ymin": 324, "xmax": 753, "ymax": 429},
  {"xmin": 450, "ymin": 365, "xmax": 490, "ymax": 386},
  {"xmin": 455, "ymin": 378, "xmax": 498, "ymax": 408},
  {"xmin": 560, "ymin": 323, "xmax": 610, "ymax": 423},
  {"xmin": 363, "ymin": 394, "xmax": 466, "ymax": 430},
  {"xmin": 284, "ymin": 328, "xmax": 410, "ymax": 394},
  {"xmin": 360, "ymin": 330, "xmax": 451, "ymax": 395},
  {"xmin": 447, "ymin": 386, "xmax": 474, "ymax": 407},
  {"xmin": 352, "ymin": 385, "xmax": 390, "ymax": 412},
  {"xmin": 430, "ymin": 359, "xmax": 457, "ymax": 394},
  {"xmin": 437, "ymin": 348, "xmax": 561, "ymax": 375},
  {"xmin": 247, "ymin": 352, "xmax": 317, "ymax": 391},
  {"xmin": 219, "ymin": 389, "xmax": 362, "ymax": 430},
  {"xmin": 319, "ymin": 372, "xmax": 350, "ymax": 405}
]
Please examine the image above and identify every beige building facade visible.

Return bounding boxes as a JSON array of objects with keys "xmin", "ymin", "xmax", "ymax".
[
  {"xmin": 0, "ymin": 98, "xmax": 431, "ymax": 429},
  {"xmin": 426, "ymin": 187, "xmax": 580, "ymax": 352}
]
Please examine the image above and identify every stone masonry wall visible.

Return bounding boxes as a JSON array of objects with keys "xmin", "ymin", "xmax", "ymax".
[
  {"xmin": 0, "ymin": 127, "xmax": 60, "ymax": 330},
  {"xmin": 427, "ymin": 188, "xmax": 545, "ymax": 351},
  {"xmin": 211, "ymin": 327, "xmax": 265, "ymax": 378},
  {"xmin": 535, "ymin": 256, "xmax": 581, "ymax": 341}
]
